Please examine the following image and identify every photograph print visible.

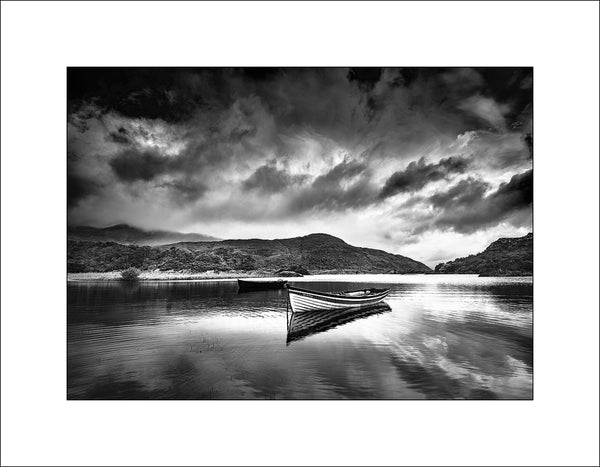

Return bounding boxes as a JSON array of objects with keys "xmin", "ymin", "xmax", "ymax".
[{"xmin": 67, "ymin": 67, "xmax": 533, "ymax": 400}]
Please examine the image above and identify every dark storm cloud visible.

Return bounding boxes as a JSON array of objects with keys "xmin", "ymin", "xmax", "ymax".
[
  {"xmin": 160, "ymin": 180, "xmax": 208, "ymax": 202},
  {"xmin": 287, "ymin": 158, "xmax": 377, "ymax": 213},
  {"xmin": 68, "ymin": 68, "xmax": 533, "ymax": 174},
  {"xmin": 411, "ymin": 169, "xmax": 533, "ymax": 234},
  {"xmin": 67, "ymin": 67, "xmax": 532, "ymax": 244},
  {"xmin": 107, "ymin": 146, "xmax": 209, "ymax": 203},
  {"xmin": 68, "ymin": 68, "xmax": 286, "ymax": 129},
  {"xmin": 243, "ymin": 164, "xmax": 308, "ymax": 194},
  {"xmin": 380, "ymin": 156, "xmax": 470, "ymax": 198},
  {"xmin": 492, "ymin": 169, "xmax": 532, "ymax": 209},
  {"xmin": 428, "ymin": 177, "xmax": 490, "ymax": 208},
  {"xmin": 110, "ymin": 148, "xmax": 171, "ymax": 182},
  {"xmin": 67, "ymin": 151, "xmax": 101, "ymax": 207},
  {"xmin": 241, "ymin": 67, "xmax": 283, "ymax": 82},
  {"xmin": 108, "ymin": 127, "xmax": 131, "ymax": 144},
  {"xmin": 68, "ymin": 67, "xmax": 533, "ymax": 138},
  {"xmin": 108, "ymin": 121, "xmax": 248, "ymax": 183},
  {"xmin": 347, "ymin": 68, "xmax": 382, "ymax": 91},
  {"xmin": 67, "ymin": 174, "xmax": 99, "ymax": 207},
  {"xmin": 523, "ymin": 133, "xmax": 533, "ymax": 158},
  {"xmin": 68, "ymin": 102, "xmax": 103, "ymax": 133},
  {"xmin": 314, "ymin": 157, "xmax": 368, "ymax": 187},
  {"xmin": 401, "ymin": 67, "xmax": 532, "ymax": 131},
  {"xmin": 108, "ymin": 145, "xmax": 215, "ymax": 201},
  {"xmin": 68, "ymin": 68, "xmax": 215, "ymax": 123},
  {"xmin": 476, "ymin": 68, "xmax": 533, "ymax": 122}
]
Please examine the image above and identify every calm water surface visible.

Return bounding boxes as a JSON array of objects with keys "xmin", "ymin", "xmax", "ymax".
[{"xmin": 67, "ymin": 275, "xmax": 532, "ymax": 399}]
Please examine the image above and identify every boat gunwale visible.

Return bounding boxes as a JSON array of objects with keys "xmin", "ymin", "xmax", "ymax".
[{"xmin": 286, "ymin": 285, "xmax": 390, "ymax": 300}]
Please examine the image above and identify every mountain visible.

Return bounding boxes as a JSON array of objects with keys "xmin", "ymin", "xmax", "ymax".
[
  {"xmin": 67, "ymin": 224, "xmax": 219, "ymax": 246},
  {"xmin": 434, "ymin": 233, "xmax": 532, "ymax": 276},
  {"xmin": 67, "ymin": 232, "xmax": 431, "ymax": 274}
]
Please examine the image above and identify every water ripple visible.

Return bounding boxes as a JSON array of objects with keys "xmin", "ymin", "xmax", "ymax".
[{"xmin": 68, "ymin": 275, "xmax": 532, "ymax": 399}]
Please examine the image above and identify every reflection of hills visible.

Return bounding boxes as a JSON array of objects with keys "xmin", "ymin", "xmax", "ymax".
[{"xmin": 286, "ymin": 303, "xmax": 392, "ymax": 344}]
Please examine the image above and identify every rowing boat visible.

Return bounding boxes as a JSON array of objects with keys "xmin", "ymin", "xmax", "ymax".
[
  {"xmin": 238, "ymin": 279, "xmax": 288, "ymax": 292},
  {"xmin": 286, "ymin": 285, "xmax": 390, "ymax": 313}
]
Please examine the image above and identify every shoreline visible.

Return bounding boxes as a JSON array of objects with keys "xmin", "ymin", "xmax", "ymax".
[
  {"xmin": 67, "ymin": 269, "xmax": 352, "ymax": 281},
  {"xmin": 68, "ymin": 271, "xmax": 269, "ymax": 282},
  {"xmin": 67, "ymin": 269, "xmax": 426, "ymax": 282},
  {"xmin": 67, "ymin": 270, "xmax": 532, "ymax": 282}
]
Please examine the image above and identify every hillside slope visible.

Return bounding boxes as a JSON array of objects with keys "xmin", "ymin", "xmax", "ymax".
[
  {"xmin": 68, "ymin": 224, "xmax": 219, "ymax": 246},
  {"xmin": 434, "ymin": 233, "xmax": 532, "ymax": 276},
  {"xmin": 68, "ymin": 233, "xmax": 431, "ymax": 274}
]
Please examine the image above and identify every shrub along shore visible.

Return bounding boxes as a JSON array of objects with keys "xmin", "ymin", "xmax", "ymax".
[
  {"xmin": 68, "ymin": 270, "xmax": 279, "ymax": 281},
  {"xmin": 66, "ymin": 268, "xmax": 394, "ymax": 281}
]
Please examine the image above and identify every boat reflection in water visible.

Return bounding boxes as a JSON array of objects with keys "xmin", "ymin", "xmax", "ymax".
[{"xmin": 286, "ymin": 302, "xmax": 392, "ymax": 344}]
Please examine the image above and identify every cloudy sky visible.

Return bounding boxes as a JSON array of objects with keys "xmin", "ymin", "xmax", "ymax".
[{"xmin": 67, "ymin": 67, "xmax": 532, "ymax": 267}]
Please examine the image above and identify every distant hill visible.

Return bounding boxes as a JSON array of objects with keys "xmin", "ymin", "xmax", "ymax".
[
  {"xmin": 68, "ymin": 224, "xmax": 219, "ymax": 246},
  {"xmin": 67, "ymin": 232, "xmax": 431, "ymax": 274},
  {"xmin": 434, "ymin": 233, "xmax": 532, "ymax": 276}
]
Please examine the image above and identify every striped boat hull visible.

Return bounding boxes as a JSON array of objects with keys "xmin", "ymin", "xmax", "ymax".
[{"xmin": 287, "ymin": 286, "xmax": 390, "ymax": 313}]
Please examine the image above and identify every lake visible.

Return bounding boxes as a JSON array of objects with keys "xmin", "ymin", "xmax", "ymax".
[{"xmin": 67, "ymin": 274, "xmax": 532, "ymax": 399}]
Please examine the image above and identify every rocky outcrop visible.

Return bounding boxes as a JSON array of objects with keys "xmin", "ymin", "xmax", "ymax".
[{"xmin": 434, "ymin": 233, "xmax": 532, "ymax": 276}]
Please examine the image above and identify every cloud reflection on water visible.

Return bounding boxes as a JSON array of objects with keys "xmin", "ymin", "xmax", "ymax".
[{"xmin": 68, "ymin": 275, "xmax": 532, "ymax": 399}]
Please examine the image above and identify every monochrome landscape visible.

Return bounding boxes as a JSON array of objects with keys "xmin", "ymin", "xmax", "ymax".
[{"xmin": 68, "ymin": 68, "xmax": 533, "ymax": 399}]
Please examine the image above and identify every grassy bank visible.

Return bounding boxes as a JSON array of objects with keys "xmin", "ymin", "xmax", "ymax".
[
  {"xmin": 67, "ymin": 271, "xmax": 264, "ymax": 281},
  {"xmin": 66, "ymin": 268, "xmax": 397, "ymax": 281}
]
